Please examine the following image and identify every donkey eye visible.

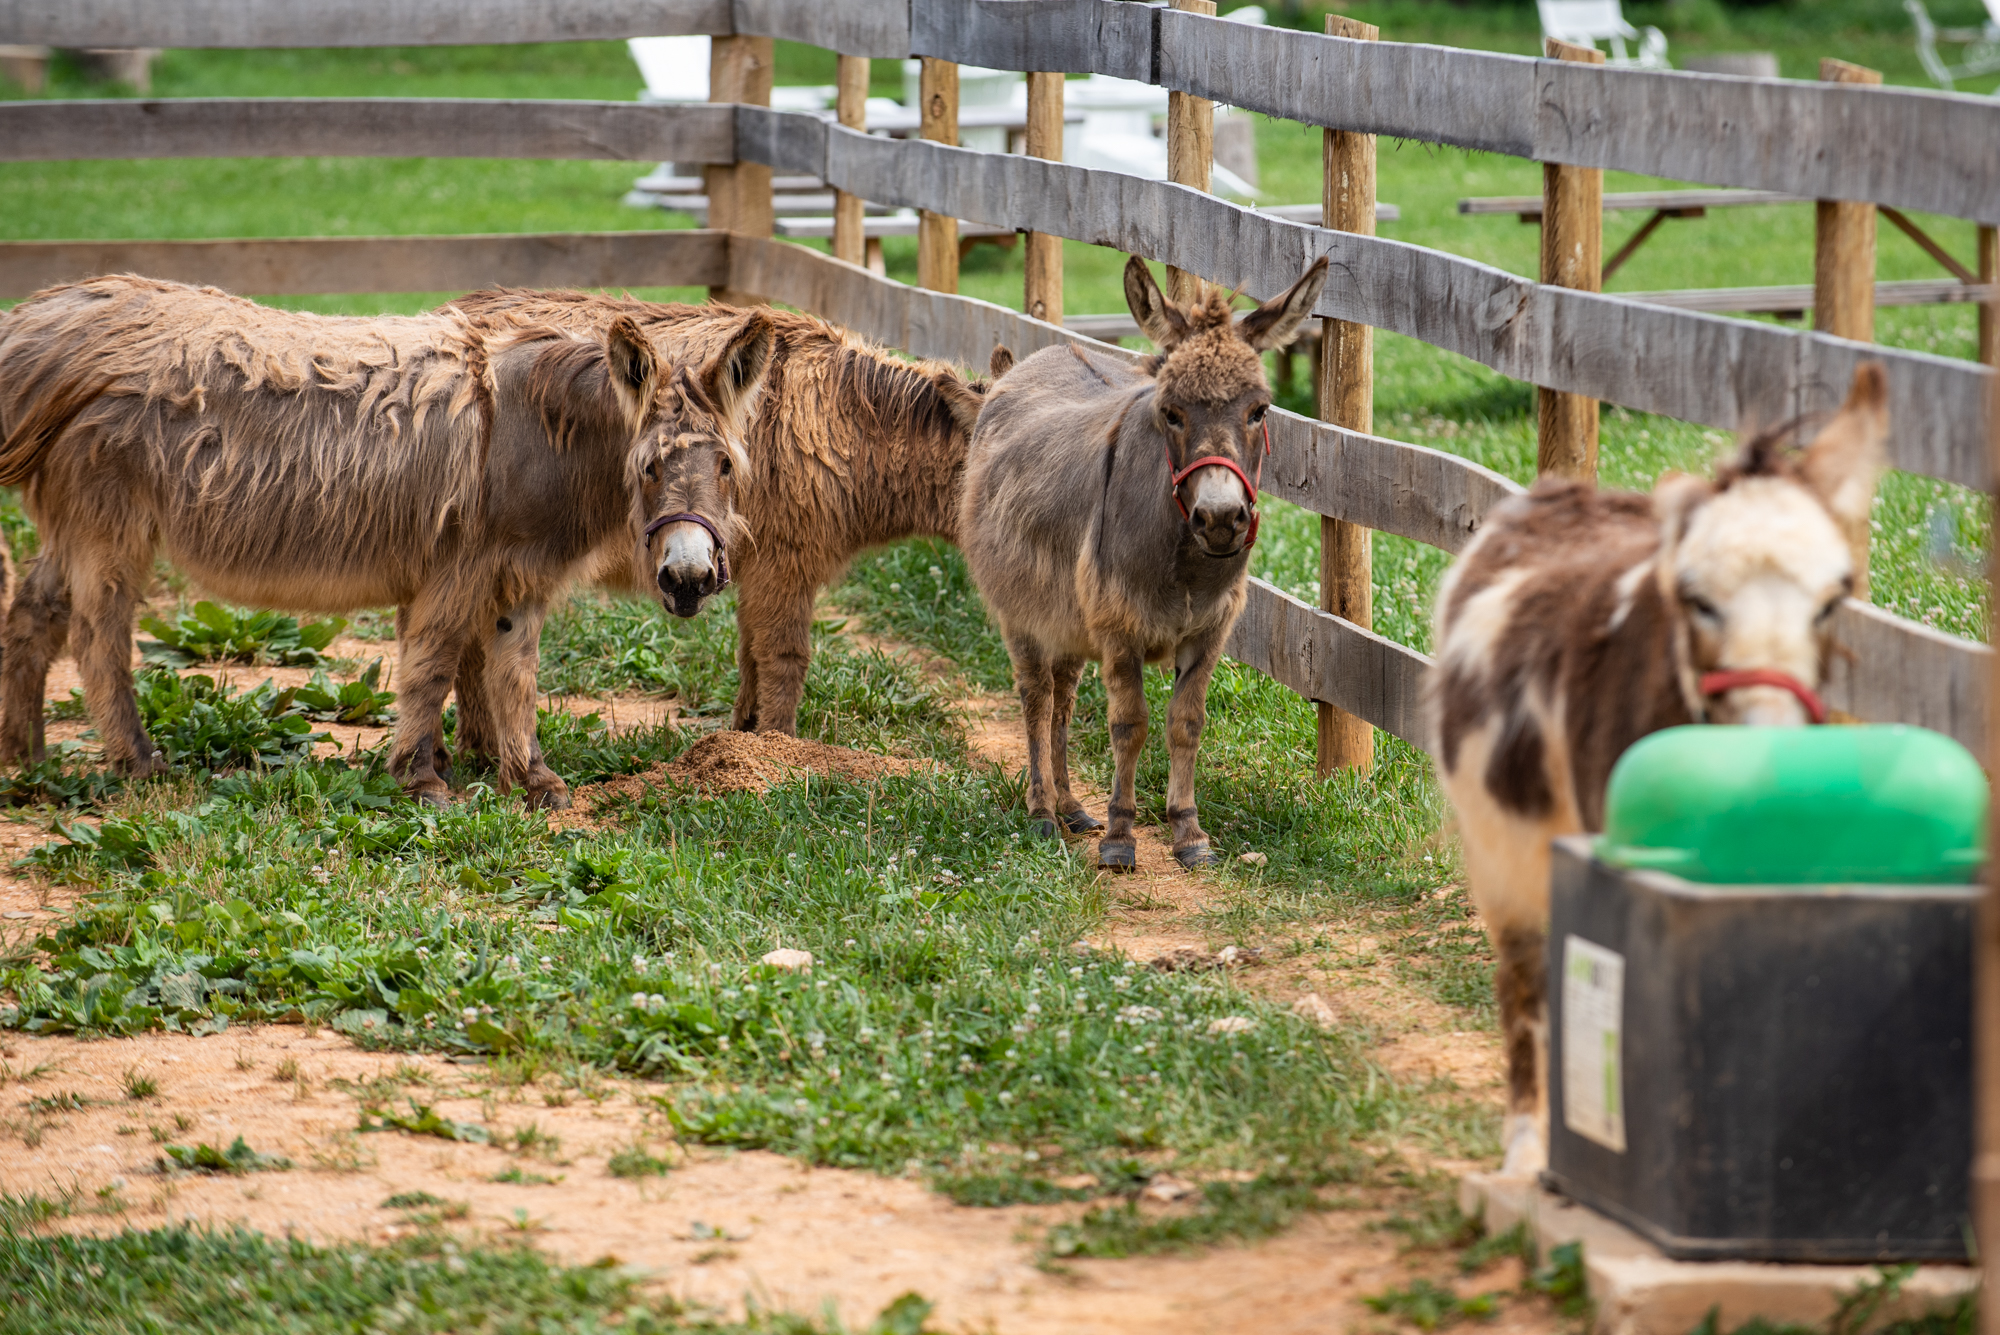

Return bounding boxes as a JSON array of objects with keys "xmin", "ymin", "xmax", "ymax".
[
  {"xmin": 1247, "ymin": 404, "xmax": 1267, "ymax": 425},
  {"xmin": 1163, "ymin": 407, "xmax": 1185, "ymax": 429},
  {"xmin": 1683, "ymin": 593, "xmax": 1721, "ymax": 622},
  {"xmin": 718, "ymin": 453, "xmax": 732, "ymax": 477},
  {"xmin": 644, "ymin": 461, "xmax": 659, "ymax": 481},
  {"xmin": 1816, "ymin": 598, "xmax": 1841, "ymax": 624}
]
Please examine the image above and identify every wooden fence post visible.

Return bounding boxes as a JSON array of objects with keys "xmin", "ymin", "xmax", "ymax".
[
  {"xmin": 1165, "ymin": 0, "xmax": 1215, "ymax": 306},
  {"xmin": 832, "ymin": 54, "xmax": 869, "ymax": 270},
  {"xmin": 1537, "ymin": 38, "xmax": 1603, "ymax": 482},
  {"xmin": 1978, "ymin": 224, "xmax": 1997, "ymax": 370},
  {"xmin": 1815, "ymin": 57, "xmax": 1883, "ymax": 598},
  {"xmin": 705, "ymin": 34, "xmax": 773, "ymax": 305},
  {"xmin": 917, "ymin": 57, "xmax": 959, "ymax": 293},
  {"xmin": 1024, "ymin": 71, "xmax": 1064, "ymax": 324},
  {"xmin": 1317, "ymin": 13, "xmax": 1378, "ymax": 778}
]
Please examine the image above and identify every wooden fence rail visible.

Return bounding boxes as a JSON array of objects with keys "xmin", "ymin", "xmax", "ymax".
[
  {"xmin": 2, "ymin": 95, "xmax": 1989, "ymax": 488},
  {"xmin": 12, "ymin": 0, "xmax": 1998, "ymax": 221}
]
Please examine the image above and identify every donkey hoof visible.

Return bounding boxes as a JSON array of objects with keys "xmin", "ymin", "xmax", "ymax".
[
  {"xmin": 1060, "ymin": 809, "xmax": 1104, "ymax": 835},
  {"xmin": 525, "ymin": 784, "xmax": 573, "ymax": 812},
  {"xmin": 408, "ymin": 784, "xmax": 453, "ymax": 809},
  {"xmin": 1173, "ymin": 844, "xmax": 1219, "ymax": 870},
  {"xmin": 1032, "ymin": 817, "xmax": 1060, "ymax": 840},
  {"xmin": 1097, "ymin": 839, "xmax": 1137, "ymax": 871}
]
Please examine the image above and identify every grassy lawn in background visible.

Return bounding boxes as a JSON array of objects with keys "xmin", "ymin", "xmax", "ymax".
[{"xmin": 0, "ymin": 7, "xmax": 1989, "ymax": 1324}]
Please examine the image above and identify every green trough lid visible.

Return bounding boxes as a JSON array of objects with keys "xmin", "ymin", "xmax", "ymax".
[{"xmin": 1595, "ymin": 725, "xmax": 1987, "ymax": 885}]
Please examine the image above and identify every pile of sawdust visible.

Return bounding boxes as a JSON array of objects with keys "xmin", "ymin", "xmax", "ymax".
[{"xmin": 666, "ymin": 729, "xmax": 919, "ymax": 794}]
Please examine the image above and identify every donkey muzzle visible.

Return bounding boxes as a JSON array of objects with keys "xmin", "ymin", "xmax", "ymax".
[
  {"xmin": 1182, "ymin": 465, "xmax": 1255, "ymax": 558},
  {"xmin": 1699, "ymin": 669, "xmax": 1828, "ymax": 726},
  {"xmin": 648, "ymin": 513, "xmax": 729, "ymax": 619}
]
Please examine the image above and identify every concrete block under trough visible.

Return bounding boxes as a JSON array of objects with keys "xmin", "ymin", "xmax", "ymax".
[{"xmin": 1459, "ymin": 1173, "xmax": 1976, "ymax": 1335}]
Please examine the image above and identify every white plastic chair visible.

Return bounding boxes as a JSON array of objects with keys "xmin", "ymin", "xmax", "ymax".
[
  {"xmin": 1905, "ymin": 0, "xmax": 2000, "ymax": 91},
  {"xmin": 1537, "ymin": 0, "xmax": 1670, "ymax": 69}
]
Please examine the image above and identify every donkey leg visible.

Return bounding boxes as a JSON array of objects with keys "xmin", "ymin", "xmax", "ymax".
[
  {"xmin": 1049, "ymin": 656, "xmax": 1100, "ymax": 835},
  {"xmin": 1005, "ymin": 634, "xmax": 1058, "ymax": 837},
  {"xmin": 484, "ymin": 602, "xmax": 569, "ymax": 811},
  {"xmin": 732, "ymin": 612, "xmax": 762, "ymax": 733},
  {"xmin": 1163, "ymin": 638, "xmax": 1224, "ymax": 869},
  {"xmin": 1495, "ymin": 923, "xmax": 1549, "ymax": 1176},
  {"xmin": 388, "ymin": 588, "xmax": 473, "ymax": 806},
  {"xmin": 1098, "ymin": 648, "xmax": 1147, "ymax": 871},
  {"xmin": 69, "ymin": 553, "xmax": 160, "ymax": 776},
  {"xmin": 451, "ymin": 626, "xmax": 498, "ymax": 767},
  {"xmin": 0, "ymin": 557, "xmax": 70, "ymax": 766},
  {"xmin": 739, "ymin": 580, "xmax": 815, "ymax": 736}
]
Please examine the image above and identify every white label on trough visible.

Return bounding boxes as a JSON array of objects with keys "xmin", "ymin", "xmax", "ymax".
[{"xmin": 1562, "ymin": 935, "xmax": 1626, "ymax": 1154}]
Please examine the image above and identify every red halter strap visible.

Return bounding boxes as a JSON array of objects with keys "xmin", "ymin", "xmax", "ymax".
[
  {"xmin": 1166, "ymin": 420, "xmax": 1271, "ymax": 551},
  {"xmin": 1698, "ymin": 669, "xmax": 1828, "ymax": 725}
]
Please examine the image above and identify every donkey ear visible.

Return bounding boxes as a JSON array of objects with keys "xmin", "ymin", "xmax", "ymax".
[
  {"xmin": 701, "ymin": 309, "xmax": 777, "ymax": 436},
  {"xmin": 1123, "ymin": 256, "xmax": 1188, "ymax": 350},
  {"xmin": 931, "ymin": 368, "xmax": 988, "ymax": 437},
  {"xmin": 989, "ymin": 346, "xmax": 1015, "ymax": 380},
  {"xmin": 1237, "ymin": 255, "xmax": 1331, "ymax": 352},
  {"xmin": 605, "ymin": 316, "xmax": 661, "ymax": 429},
  {"xmin": 1799, "ymin": 362, "xmax": 1889, "ymax": 527}
]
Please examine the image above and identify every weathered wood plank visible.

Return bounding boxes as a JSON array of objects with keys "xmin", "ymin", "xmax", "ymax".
[
  {"xmin": 1154, "ymin": 13, "xmax": 2000, "ymax": 222},
  {"xmin": 1157, "ymin": 10, "xmax": 1536, "ymax": 157},
  {"xmin": 734, "ymin": 0, "xmax": 910, "ymax": 59},
  {"xmin": 1264, "ymin": 412, "xmax": 1523, "ymax": 555},
  {"xmin": 734, "ymin": 105, "xmax": 823, "ymax": 179},
  {"xmin": 1225, "ymin": 579, "xmax": 1432, "ymax": 745},
  {"xmin": 0, "ymin": 99, "xmax": 736, "ymax": 164},
  {"xmin": 799, "ymin": 121, "xmax": 1992, "ymax": 489},
  {"xmin": 911, "ymin": 0, "xmax": 1153, "ymax": 79},
  {"xmin": 726, "ymin": 234, "xmax": 1136, "ymax": 371},
  {"xmin": 0, "ymin": 231, "xmax": 731, "ymax": 300},
  {"xmin": 0, "ymin": 0, "xmax": 734, "ymax": 46},
  {"xmin": 1823, "ymin": 600, "xmax": 1987, "ymax": 759}
]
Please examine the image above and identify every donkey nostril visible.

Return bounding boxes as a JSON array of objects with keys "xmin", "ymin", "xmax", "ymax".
[{"xmin": 496, "ymin": 616, "xmax": 512, "ymax": 633}]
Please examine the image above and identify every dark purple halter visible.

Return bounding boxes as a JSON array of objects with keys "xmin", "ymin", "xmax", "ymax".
[{"xmin": 643, "ymin": 511, "xmax": 730, "ymax": 590}]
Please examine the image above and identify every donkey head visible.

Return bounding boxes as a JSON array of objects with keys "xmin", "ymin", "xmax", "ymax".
[
  {"xmin": 1124, "ymin": 255, "xmax": 1329, "ymax": 557},
  {"xmin": 611, "ymin": 311, "xmax": 775, "ymax": 618},
  {"xmin": 1655, "ymin": 363, "xmax": 1889, "ymax": 726}
]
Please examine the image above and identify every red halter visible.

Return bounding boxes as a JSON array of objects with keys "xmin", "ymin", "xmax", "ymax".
[
  {"xmin": 1698, "ymin": 669, "xmax": 1829, "ymax": 725},
  {"xmin": 1166, "ymin": 420, "xmax": 1270, "ymax": 552}
]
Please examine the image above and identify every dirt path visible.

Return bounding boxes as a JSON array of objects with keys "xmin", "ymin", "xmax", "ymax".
[{"xmin": 0, "ymin": 620, "xmax": 1544, "ymax": 1332}]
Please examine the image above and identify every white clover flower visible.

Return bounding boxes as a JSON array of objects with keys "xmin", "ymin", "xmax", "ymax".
[
  {"xmin": 1118, "ymin": 1005, "xmax": 1163, "ymax": 1025},
  {"xmin": 630, "ymin": 993, "xmax": 647, "ymax": 1009}
]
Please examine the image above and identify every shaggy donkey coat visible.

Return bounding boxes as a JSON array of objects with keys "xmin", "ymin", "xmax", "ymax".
[
  {"xmin": 959, "ymin": 256, "xmax": 1328, "ymax": 869},
  {"xmin": 1428, "ymin": 364, "xmax": 1888, "ymax": 1174},
  {"xmin": 0, "ymin": 275, "xmax": 772, "ymax": 807},
  {"xmin": 447, "ymin": 289, "xmax": 987, "ymax": 737}
]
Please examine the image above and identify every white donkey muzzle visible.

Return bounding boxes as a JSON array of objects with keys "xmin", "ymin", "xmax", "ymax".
[{"xmin": 646, "ymin": 511, "xmax": 730, "ymax": 619}]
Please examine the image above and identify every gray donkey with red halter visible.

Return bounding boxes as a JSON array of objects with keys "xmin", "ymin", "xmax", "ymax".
[
  {"xmin": 1428, "ymin": 364, "xmax": 1889, "ymax": 1174},
  {"xmin": 958, "ymin": 255, "xmax": 1328, "ymax": 870}
]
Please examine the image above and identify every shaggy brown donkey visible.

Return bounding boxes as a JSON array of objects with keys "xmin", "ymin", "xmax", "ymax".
[
  {"xmin": 959, "ymin": 256, "xmax": 1328, "ymax": 869},
  {"xmin": 1428, "ymin": 364, "xmax": 1888, "ymax": 1174},
  {"xmin": 0, "ymin": 275, "xmax": 771, "ymax": 807},
  {"xmin": 447, "ymin": 289, "xmax": 987, "ymax": 737}
]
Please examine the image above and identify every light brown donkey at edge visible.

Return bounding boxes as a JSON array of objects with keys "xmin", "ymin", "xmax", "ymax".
[
  {"xmin": 447, "ymin": 289, "xmax": 990, "ymax": 738},
  {"xmin": 959, "ymin": 255, "xmax": 1329, "ymax": 870},
  {"xmin": 1428, "ymin": 364, "xmax": 1889, "ymax": 1176},
  {"xmin": 0, "ymin": 275, "xmax": 773, "ymax": 808}
]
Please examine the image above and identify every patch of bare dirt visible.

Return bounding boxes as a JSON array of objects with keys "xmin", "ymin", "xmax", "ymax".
[
  {"xmin": 0, "ymin": 1027, "xmax": 1555, "ymax": 1335},
  {"xmin": 663, "ymin": 730, "xmax": 921, "ymax": 796}
]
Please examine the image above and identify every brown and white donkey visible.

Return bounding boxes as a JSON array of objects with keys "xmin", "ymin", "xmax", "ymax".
[{"xmin": 1428, "ymin": 364, "xmax": 1889, "ymax": 1174}]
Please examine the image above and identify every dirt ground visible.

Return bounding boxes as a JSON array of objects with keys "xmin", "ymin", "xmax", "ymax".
[{"xmin": 0, "ymin": 621, "xmax": 1544, "ymax": 1333}]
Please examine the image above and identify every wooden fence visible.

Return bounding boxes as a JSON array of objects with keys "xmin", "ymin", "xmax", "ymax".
[{"xmin": 0, "ymin": 0, "xmax": 1991, "ymax": 759}]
